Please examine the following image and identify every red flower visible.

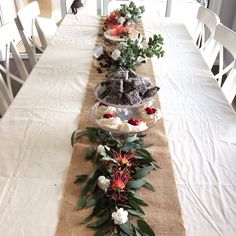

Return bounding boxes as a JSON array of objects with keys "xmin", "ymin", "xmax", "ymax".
[
  {"xmin": 114, "ymin": 151, "xmax": 135, "ymax": 167},
  {"xmin": 111, "ymin": 169, "xmax": 131, "ymax": 190}
]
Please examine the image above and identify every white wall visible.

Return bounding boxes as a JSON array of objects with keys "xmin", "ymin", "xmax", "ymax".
[{"xmin": 220, "ymin": 0, "xmax": 236, "ymax": 29}]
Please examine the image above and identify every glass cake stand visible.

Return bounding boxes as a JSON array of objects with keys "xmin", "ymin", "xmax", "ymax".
[{"xmin": 89, "ymin": 99, "xmax": 162, "ymax": 135}]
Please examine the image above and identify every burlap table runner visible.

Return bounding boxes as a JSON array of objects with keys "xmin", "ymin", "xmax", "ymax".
[{"xmin": 56, "ymin": 19, "xmax": 186, "ymax": 236}]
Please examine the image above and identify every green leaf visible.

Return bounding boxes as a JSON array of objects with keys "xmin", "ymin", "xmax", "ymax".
[
  {"xmin": 133, "ymin": 166, "xmax": 155, "ymax": 179},
  {"xmin": 87, "ymin": 211, "xmax": 110, "ymax": 228},
  {"xmin": 80, "ymin": 213, "xmax": 93, "ymax": 224},
  {"xmin": 136, "ymin": 149, "xmax": 154, "ymax": 160},
  {"xmin": 86, "ymin": 146, "xmax": 97, "ymax": 160},
  {"xmin": 127, "ymin": 209, "xmax": 144, "ymax": 218},
  {"xmin": 127, "ymin": 179, "xmax": 146, "ymax": 189},
  {"xmin": 120, "ymin": 231, "xmax": 129, "ymax": 236},
  {"xmin": 87, "ymin": 127, "xmax": 99, "ymax": 142},
  {"xmin": 85, "ymin": 192, "xmax": 104, "ymax": 208},
  {"xmin": 74, "ymin": 174, "xmax": 88, "ymax": 184},
  {"xmin": 137, "ymin": 220, "xmax": 155, "ymax": 236},
  {"xmin": 125, "ymin": 135, "xmax": 140, "ymax": 143},
  {"xmin": 71, "ymin": 130, "xmax": 76, "ymax": 146},
  {"xmin": 144, "ymin": 181, "xmax": 155, "ymax": 192},
  {"xmin": 119, "ymin": 222, "xmax": 132, "ymax": 235},
  {"xmin": 132, "ymin": 195, "xmax": 148, "ymax": 206},
  {"xmin": 94, "ymin": 224, "xmax": 111, "ymax": 236},
  {"xmin": 128, "ymin": 198, "xmax": 145, "ymax": 215},
  {"xmin": 81, "ymin": 182, "xmax": 92, "ymax": 196},
  {"xmin": 134, "ymin": 226, "xmax": 142, "ymax": 236},
  {"xmin": 76, "ymin": 195, "xmax": 86, "ymax": 210}
]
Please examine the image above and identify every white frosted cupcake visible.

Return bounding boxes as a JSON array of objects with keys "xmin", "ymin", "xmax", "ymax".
[
  {"xmin": 96, "ymin": 102, "xmax": 116, "ymax": 118},
  {"xmin": 120, "ymin": 118, "xmax": 148, "ymax": 132},
  {"xmin": 96, "ymin": 113, "xmax": 122, "ymax": 130},
  {"xmin": 140, "ymin": 107, "xmax": 161, "ymax": 125}
]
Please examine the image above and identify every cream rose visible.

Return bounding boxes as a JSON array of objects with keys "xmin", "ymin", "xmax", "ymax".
[
  {"xmin": 111, "ymin": 50, "xmax": 121, "ymax": 61},
  {"xmin": 111, "ymin": 208, "xmax": 128, "ymax": 225},
  {"xmin": 97, "ymin": 176, "xmax": 111, "ymax": 192}
]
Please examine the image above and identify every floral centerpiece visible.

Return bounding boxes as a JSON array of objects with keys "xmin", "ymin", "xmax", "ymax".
[
  {"xmin": 97, "ymin": 34, "xmax": 164, "ymax": 73},
  {"xmin": 72, "ymin": 127, "xmax": 158, "ymax": 236},
  {"xmin": 104, "ymin": 1, "xmax": 145, "ymax": 37}
]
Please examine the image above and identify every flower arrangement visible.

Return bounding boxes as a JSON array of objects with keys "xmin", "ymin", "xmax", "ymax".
[
  {"xmin": 104, "ymin": 1, "xmax": 145, "ymax": 37},
  {"xmin": 72, "ymin": 127, "xmax": 159, "ymax": 236},
  {"xmin": 97, "ymin": 34, "xmax": 164, "ymax": 73}
]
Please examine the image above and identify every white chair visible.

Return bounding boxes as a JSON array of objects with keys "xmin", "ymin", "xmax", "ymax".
[
  {"xmin": 0, "ymin": 21, "xmax": 28, "ymax": 101},
  {"xmin": 193, "ymin": 6, "xmax": 220, "ymax": 69},
  {"xmin": 15, "ymin": 1, "xmax": 58, "ymax": 67},
  {"xmin": 213, "ymin": 24, "xmax": 236, "ymax": 104},
  {"xmin": 0, "ymin": 73, "xmax": 12, "ymax": 117}
]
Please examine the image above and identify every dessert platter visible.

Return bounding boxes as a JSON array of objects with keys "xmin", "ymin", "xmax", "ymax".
[
  {"xmin": 91, "ymin": 68, "xmax": 162, "ymax": 134},
  {"xmin": 89, "ymin": 2, "xmax": 164, "ymax": 134},
  {"xmin": 90, "ymin": 99, "xmax": 162, "ymax": 134},
  {"xmin": 104, "ymin": 29, "xmax": 139, "ymax": 43}
]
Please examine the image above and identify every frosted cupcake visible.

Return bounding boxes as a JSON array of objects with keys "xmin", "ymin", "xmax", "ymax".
[
  {"xmin": 96, "ymin": 102, "xmax": 116, "ymax": 118},
  {"xmin": 120, "ymin": 118, "xmax": 148, "ymax": 132},
  {"xmin": 140, "ymin": 107, "xmax": 161, "ymax": 124},
  {"xmin": 96, "ymin": 113, "xmax": 122, "ymax": 130}
]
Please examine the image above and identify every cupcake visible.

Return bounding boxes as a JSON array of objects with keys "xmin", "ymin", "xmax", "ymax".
[
  {"xmin": 140, "ymin": 107, "xmax": 161, "ymax": 124},
  {"xmin": 96, "ymin": 102, "xmax": 116, "ymax": 118},
  {"xmin": 96, "ymin": 113, "xmax": 122, "ymax": 130},
  {"xmin": 120, "ymin": 118, "xmax": 148, "ymax": 132}
]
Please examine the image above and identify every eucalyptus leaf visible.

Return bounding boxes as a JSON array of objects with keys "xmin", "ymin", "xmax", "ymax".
[
  {"xmin": 132, "ymin": 195, "xmax": 148, "ymax": 206},
  {"xmin": 128, "ymin": 198, "xmax": 145, "ymax": 215},
  {"xmin": 87, "ymin": 211, "xmax": 110, "ymax": 228},
  {"xmin": 144, "ymin": 181, "xmax": 155, "ymax": 192},
  {"xmin": 76, "ymin": 195, "xmax": 87, "ymax": 210},
  {"xmin": 119, "ymin": 222, "xmax": 132, "ymax": 235},
  {"xmin": 125, "ymin": 135, "xmax": 140, "ymax": 143},
  {"xmin": 70, "ymin": 130, "xmax": 76, "ymax": 146},
  {"xmin": 74, "ymin": 174, "xmax": 88, "ymax": 184},
  {"xmin": 127, "ymin": 179, "xmax": 146, "ymax": 189},
  {"xmin": 80, "ymin": 213, "xmax": 93, "ymax": 224},
  {"xmin": 127, "ymin": 209, "xmax": 144, "ymax": 218},
  {"xmin": 87, "ymin": 127, "xmax": 99, "ymax": 142},
  {"xmin": 137, "ymin": 220, "xmax": 155, "ymax": 236},
  {"xmin": 86, "ymin": 146, "xmax": 97, "ymax": 160},
  {"xmin": 133, "ymin": 166, "xmax": 155, "ymax": 179},
  {"xmin": 85, "ymin": 192, "xmax": 104, "ymax": 208}
]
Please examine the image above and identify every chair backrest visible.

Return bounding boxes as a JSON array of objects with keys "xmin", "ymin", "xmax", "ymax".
[
  {"xmin": 0, "ymin": 73, "xmax": 12, "ymax": 117},
  {"xmin": 17, "ymin": 1, "xmax": 40, "ymax": 38},
  {"xmin": 221, "ymin": 61, "xmax": 236, "ymax": 104},
  {"xmin": 15, "ymin": 1, "xmax": 47, "ymax": 68},
  {"xmin": 213, "ymin": 24, "xmax": 236, "ymax": 103},
  {"xmin": 194, "ymin": 6, "xmax": 220, "ymax": 68},
  {"xmin": 0, "ymin": 21, "xmax": 28, "ymax": 99}
]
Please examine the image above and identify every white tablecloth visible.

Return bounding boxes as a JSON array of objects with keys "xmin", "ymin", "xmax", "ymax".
[{"xmin": 0, "ymin": 6, "xmax": 236, "ymax": 236}]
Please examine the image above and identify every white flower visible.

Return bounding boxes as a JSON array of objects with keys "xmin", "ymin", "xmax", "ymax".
[
  {"xmin": 97, "ymin": 145, "xmax": 110, "ymax": 156},
  {"xmin": 118, "ymin": 17, "xmax": 126, "ymax": 24},
  {"xmin": 126, "ymin": 13, "xmax": 131, "ymax": 19},
  {"xmin": 111, "ymin": 50, "xmax": 121, "ymax": 61},
  {"xmin": 111, "ymin": 208, "xmax": 128, "ymax": 225},
  {"xmin": 97, "ymin": 176, "xmax": 111, "ymax": 192}
]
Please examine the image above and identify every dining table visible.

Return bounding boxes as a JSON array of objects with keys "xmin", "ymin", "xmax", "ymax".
[{"xmin": 0, "ymin": 3, "xmax": 236, "ymax": 236}]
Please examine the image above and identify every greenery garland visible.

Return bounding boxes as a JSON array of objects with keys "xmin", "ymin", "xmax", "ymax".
[
  {"xmin": 71, "ymin": 127, "xmax": 159, "ymax": 236},
  {"xmin": 97, "ymin": 34, "xmax": 164, "ymax": 73}
]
